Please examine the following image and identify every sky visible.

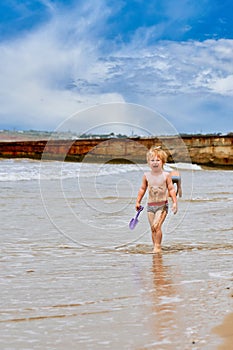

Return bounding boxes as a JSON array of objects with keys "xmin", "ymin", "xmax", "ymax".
[{"xmin": 0, "ymin": 0, "xmax": 233, "ymax": 135}]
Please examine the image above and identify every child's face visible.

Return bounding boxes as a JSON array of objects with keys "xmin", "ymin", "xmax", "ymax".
[{"xmin": 148, "ymin": 155, "xmax": 163, "ymax": 170}]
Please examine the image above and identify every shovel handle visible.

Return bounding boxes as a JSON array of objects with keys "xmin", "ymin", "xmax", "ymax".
[{"xmin": 135, "ymin": 206, "xmax": 144, "ymax": 219}]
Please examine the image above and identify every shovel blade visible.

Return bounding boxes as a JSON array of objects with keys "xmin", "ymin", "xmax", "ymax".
[{"xmin": 129, "ymin": 217, "xmax": 138, "ymax": 230}]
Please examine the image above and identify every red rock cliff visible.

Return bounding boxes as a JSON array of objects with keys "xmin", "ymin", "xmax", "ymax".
[{"xmin": 0, "ymin": 135, "xmax": 232, "ymax": 167}]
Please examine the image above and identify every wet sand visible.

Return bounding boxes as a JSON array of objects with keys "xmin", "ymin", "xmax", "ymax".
[
  {"xmin": 1, "ymin": 161, "xmax": 233, "ymax": 349},
  {"xmin": 213, "ymin": 312, "xmax": 233, "ymax": 350},
  {"xmin": 1, "ymin": 240, "xmax": 233, "ymax": 349}
]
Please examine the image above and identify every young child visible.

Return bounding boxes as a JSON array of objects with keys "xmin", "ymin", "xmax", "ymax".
[{"xmin": 135, "ymin": 146, "xmax": 178, "ymax": 253}]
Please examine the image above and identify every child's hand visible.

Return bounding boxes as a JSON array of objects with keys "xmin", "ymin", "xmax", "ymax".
[
  {"xmin": 172, "ymin": 202, "xmax": 178, "ymax": 214},
  {"xmin": 135, "ymin": 202, "xmax": 141, "ymax": 211}
]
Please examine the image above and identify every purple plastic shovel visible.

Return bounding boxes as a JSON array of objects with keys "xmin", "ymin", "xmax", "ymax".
[{"xmin": 129, "ymin": 206, "xmax": 144, "ymax": 230}]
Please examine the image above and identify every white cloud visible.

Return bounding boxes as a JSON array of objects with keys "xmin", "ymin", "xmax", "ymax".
[
  {"xmin": 210, "ymin": 75, "xmax": 233, "ymax": 95},
  {"xmin": 0, "ymin": 2, "xmax": 124, "ymax": 129},
  {"xmin": 0, "ymin": 2, "xmax": 233, "ymax": 133}
]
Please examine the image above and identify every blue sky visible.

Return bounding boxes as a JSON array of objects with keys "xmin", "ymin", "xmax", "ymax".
[{"xmin": 0, "ymin": 0, "xmax": 233, "ymax": 134}]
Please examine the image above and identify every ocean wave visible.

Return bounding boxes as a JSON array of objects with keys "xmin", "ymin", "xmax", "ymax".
[
  {"xmin": 0, "ymin": 159, "xmax": 213, "ymax": 182},
  {"xmin": 0, "ymin": 159, "xmax": 143, "ymax": 182},
  {"xmin": 168, "ymin": 162, "xmax": 202, "ymax": 171}
]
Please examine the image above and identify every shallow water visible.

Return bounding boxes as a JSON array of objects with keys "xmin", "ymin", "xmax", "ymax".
[{"xmin": 0, "ymin": 159, "xmax": 233, "ymax": 349}]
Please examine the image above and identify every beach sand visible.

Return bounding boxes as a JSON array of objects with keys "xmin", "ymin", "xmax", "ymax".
[{"xmin": 213, "ymin": 312, "xmax": 233, "ymax": 350}]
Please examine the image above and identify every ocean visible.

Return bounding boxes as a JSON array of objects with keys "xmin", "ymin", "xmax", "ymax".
[{"xmin": 0, "ymin": 158, "xmax": 233, "ymax": 349}]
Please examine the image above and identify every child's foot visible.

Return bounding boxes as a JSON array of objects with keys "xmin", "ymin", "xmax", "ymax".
[{"xmin": 153, "ymin": 245, "xmax": 161, "ymax": 254}]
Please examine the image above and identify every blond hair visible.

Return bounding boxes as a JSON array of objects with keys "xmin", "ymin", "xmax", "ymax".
[{"xmin": 146, "ymin": 146, "xmax": 167, "ymax": 165}]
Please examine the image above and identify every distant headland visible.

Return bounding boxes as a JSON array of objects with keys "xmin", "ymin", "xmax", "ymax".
[{"xmin": 0, "ymin": 130, "xmax": 232, "ymax": 167}]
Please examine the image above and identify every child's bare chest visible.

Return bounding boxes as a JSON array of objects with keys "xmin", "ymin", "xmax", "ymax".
[{"xmin": 146, "ymin": 172, "xmax": 166, "ymax": 187}]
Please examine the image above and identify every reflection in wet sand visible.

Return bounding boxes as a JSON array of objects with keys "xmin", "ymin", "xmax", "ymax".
[
  {"xmin": 150, "ymin": 254, "xmax": 178, "ymax": 342},
  {"xmin": 139, "ymin": 253, "xmax": 183, "ymax": 347}
]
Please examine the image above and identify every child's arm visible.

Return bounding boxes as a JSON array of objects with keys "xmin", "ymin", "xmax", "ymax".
[
  {"xmin": 166, "ymin": 174, "xmax": 178, "ymax": 214},
  {"xmin": 136, "ymin": 175, "xmax": 147, "ymax": 210}
]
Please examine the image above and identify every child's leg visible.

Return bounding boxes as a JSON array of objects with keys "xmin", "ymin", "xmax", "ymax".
[
  {"xmin": 148, "ymin": 212, "xmax": 156, "ymax": 246},
  {"xmin": 148, "ymin": 209, "xmax": 167, "ymax": 253},
  {"xmin": 177, "ymin": 180, "xmax": 182, "ymax": 197}
]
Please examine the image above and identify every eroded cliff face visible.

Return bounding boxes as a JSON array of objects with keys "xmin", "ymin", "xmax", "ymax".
[
  {"xmin": 178, "ymin": 136, "xmax": 233, "ymax": 166},
  {"xmin": 0, "ymin": 135, "xmax": 232, "ymax": 167}
]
